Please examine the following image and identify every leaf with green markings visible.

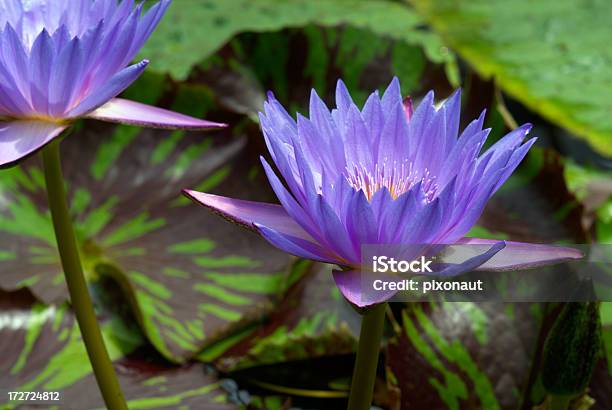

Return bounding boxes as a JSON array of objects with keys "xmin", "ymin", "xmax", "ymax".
[
  {"xmin": 0, "ymin": 289, "xmax": 233, "ymax": 409},
  {"xmin": 411, "ymin": 0, "xmax": 612, "ymax": 155},
  {"xmin": 0, "ymin": 83, "xmax": 293, "ymax": 364},
  {"xmin": 198, "ymin": 262, "xmax": 361, "ymax": 372},
  {"xmin": 140, "ymin": 0, "xmax": 457, "ymax": 83},
  {"xmin": 386, "ymin": 303, "xmax": 544, "ymax": 410}
]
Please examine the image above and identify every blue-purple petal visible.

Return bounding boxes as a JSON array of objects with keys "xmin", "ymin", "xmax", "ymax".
[
  {"xmin": 0, "ymin": 120, "xmax": 66, "ymax": 168},
  {"xmin": 332, "ymin": 269, "xmax": 398, "ymax": 308},
  {"xmin": 85, "ymin": 99, "xmax": 227, "ymax": 130},
  {"xmin": 460, "ymin": 238, "xmax": 583, "ymax": 271},
  {"xmin": 68, "ymin": 60, "xmax": 149, "ymax": 117}
]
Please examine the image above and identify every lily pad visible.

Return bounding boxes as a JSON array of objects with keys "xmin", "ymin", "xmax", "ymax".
[
  {"xmin": 386, "ymin": 303, "xmax": 543, "ymax": 410},
  {"xmin": 200, "ymin": 262, "xmax": 361, "ymax": 372},
  {"xmin": 0, "ymin": 84, "xmax": 293, "ymax": 363},
  {"xmin": 411, "ymin": 0, "xmax": 612, "ymax": 155},
  {"xmin": 0, "ymin": 289, "xmax": 233, "ymax": 409},
  {"xmin": 140, "ymin": 0, "xmax": 457, "ymax": 83}
]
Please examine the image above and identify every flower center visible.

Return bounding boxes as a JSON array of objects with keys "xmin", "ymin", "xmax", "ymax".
[{"xmin": 345, "ymin": 161, "xmax": 438, "ymax": 201}]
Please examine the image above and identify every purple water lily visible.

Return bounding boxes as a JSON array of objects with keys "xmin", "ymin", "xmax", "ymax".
[
  {"xmin": 0, "ymin": 0, "xmax": 225, "ymax": 168},
  {"xmin": 185, "ymin": 78, "xmax": 581, "ymax": 307}
]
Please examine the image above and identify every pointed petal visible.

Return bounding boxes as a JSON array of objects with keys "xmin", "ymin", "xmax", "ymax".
[
  {"xmin": 443, "ymin": 88, "xmax": 462, "ymax": 149},
  {"xmin": 459, "ymin": 238, "xmax": 583, "ymax": 271},
  {"xmin": 381, "ymin": 76, "xmax": 401, "ymax": 116},
  {"xmin": 68, "ymin": 60, "xmax": 149, "ymax": 117},
  {"xmin": 377, "ymin": 100, "xmax": 408, "ymax": 165},
  {"xmin": 333, "ymin": 269, "xmax": 397, "ymax": 308},
  {"xmin": 85, "ymin": 98, "xmax": 226, "ymax": 130},
  {"xmin": 0, "ymin": 120, "xmax": 67, "ymax": 168},
  {"xmin": 129, "ymin": 0, "xmax": 171, "ymax": 56},
  {"xmin": 29, "ymin": 29, "xmax": 54, "ymax": 114},
  {"xmin": 183, "ymin": 190, "xmax": 312, "ymax": 241},
  {"xmin": 336, "ymin": 80, "xmax": 353, "ymax": 115},
  {"xmin": 255, "ymin": 223, "xmax": 338, "ymax": 264},
  {"xmin": 48, "ymin": 37, "xmax": 84, "ymax": 116},
  {"xmin": 435, "ymin": 241, "xmax": 506, "ymax": 277},
  {"xmin": 362, "ymin": 91, "xmax": 384, "ymax": 155}
]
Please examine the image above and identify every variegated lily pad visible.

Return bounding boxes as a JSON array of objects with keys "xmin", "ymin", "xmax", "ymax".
[
  {"xmin": 386, "ymin": 302, "xmax": 543, "ymax": 410},
  {"xmin": 200, "ymin": 262, "xmax": 361, "ymax": 371},
  {"xmin": 0, "ymin": 289, "xmax": 233, "ymax": 409},
  {"xmin": 0, "ymin": 85, "xmax": 293, "ymax": 363}
]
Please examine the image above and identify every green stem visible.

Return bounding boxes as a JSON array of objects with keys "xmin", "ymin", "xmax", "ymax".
[
  {"xmin": 347, "ymin": 303, "xmax": 386, "ymax": 410},
  {"xmin": 42, "ymin": 141, "xmax": 128, "ymax": 410}
]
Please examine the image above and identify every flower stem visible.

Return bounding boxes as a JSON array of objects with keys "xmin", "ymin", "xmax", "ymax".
[
  {"xmin": 42, "ymin": 140, "xmax": 128, "ymax": 410},
  {"xmin": 347, "ymin": 303, "xmax": 386, "ymax": 410}
]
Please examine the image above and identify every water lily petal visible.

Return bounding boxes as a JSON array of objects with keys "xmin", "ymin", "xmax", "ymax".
[
  {"xmin": 332, "ymin": 269, "xmax": 397, "ymax": 308},
  {"xmin": 435, "ymin": 241, "xmax": 506, "ymax": 277},
  {"xmin": 459, "ymin": 238, "xmax": 583, "ymax": 271},
  {"xmin": 68, "ymin": 60, "xmax": 149, "ymax": 117},
  {"xmin": 255, "ymin": 223, "xmax": 338, "ymax": 264},
  {"xmin": 85, "ymin": 98, "xmax": 226, "ymax": 130},
  {"xmin": 0, "ymin": 120, "xmax": 66, "ymax": 168},
  {"xmin": 183, "ymin": 190, "xmax": 312, "ymax": 241}
]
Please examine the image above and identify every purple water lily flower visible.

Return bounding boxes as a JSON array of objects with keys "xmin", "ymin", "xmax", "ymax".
[
  {"xmin": 0, "ymin": 0, "xmax": 225, "ymax": 168},
  {"xmin": 185, "ymin": 78, "xmax": 582, "ymax": 307}
]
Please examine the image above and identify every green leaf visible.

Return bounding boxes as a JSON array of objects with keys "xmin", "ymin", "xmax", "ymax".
[
  {"xmin": 410, "ymin": 0, "xmax": 612, "ymax": 155},
  {"xmin": 386, "ymin": 303, "xmax": 544, "ymax": 409},
  {"xmin": 0, "ymin": 82, "xmax": 293, "ymax": 364},
  {"xmin": 0, "ymin": 290, "xmax": 231, "ymax": 409},
  {"xmin": 140, "ymin": 0, "xmax": 457, "ymax": 82},
  {"xmin": 201, "ymin": 24, "xmax": 429, "ymax": 115},
  {"xmin": 199, "ymin": 262, "xmax": 361, "ymax": 371}
]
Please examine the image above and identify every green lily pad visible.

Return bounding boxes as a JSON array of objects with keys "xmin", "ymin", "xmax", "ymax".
[
  {"xmin": 0, "ymin": 84, "xmax": 293, "ymax": 363},
  {"xmin": 410, "ymin": 0, "xmax": 612, "ymax": 155},
  {"xmin": 199, "ymin": 262, "xmax": 361, "ymax": 372},
  {"xmin": 0, "ymin": 289, "xmax": 233, "ymax": 409},
  {"xmin": 140, "ymin": 0, "xmax": 457, "ymax": 83}
]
